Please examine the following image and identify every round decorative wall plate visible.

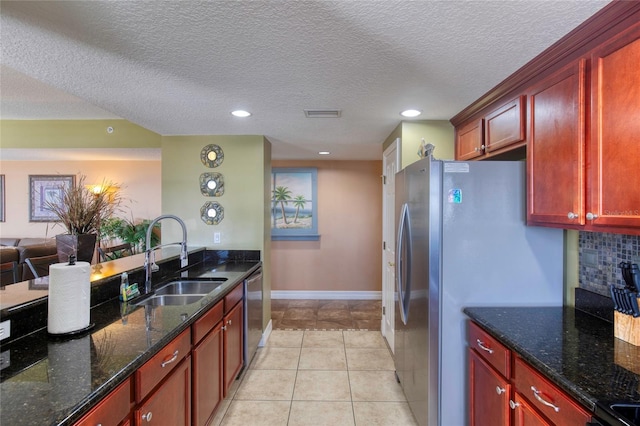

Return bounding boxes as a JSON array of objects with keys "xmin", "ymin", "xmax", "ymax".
[
  {"xmin": 200, "ymin": 144, "xmax": 224, "ymax": 168},
  {"xmin": 200, "ymin": 172, "xmax": 224, "ymax": 197},
  {"xmin": 200, "ymin": 201, "xmax": 224, "ymax": 225}
]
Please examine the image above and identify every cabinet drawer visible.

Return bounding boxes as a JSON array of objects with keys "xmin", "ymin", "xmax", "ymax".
[
  {"xmin": 135, "ymin": 328, "xmax": 191, "ymax": 402},
  {"xmin": 224, "ymin": 283, "xmax": 243, "ymax": 313},
  {"xmin": 468, "ymin": 322, "xmax": 510, "ymax": 378},
  {"xmin": 192, "ymin": 300, "xmax": 223, "ymax": 345},
  {"xmin": 75, "ymin": 377, "xmax": 132, "ymax": 426},
  {"xmin": 514, "ymin": 357, "xmax": 590, "ymax": 425}
]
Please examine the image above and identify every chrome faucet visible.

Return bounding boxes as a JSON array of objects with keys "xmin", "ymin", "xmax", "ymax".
[{"xmin": 144, "ymin": 214, "xmax": 188, "ymax": 293}]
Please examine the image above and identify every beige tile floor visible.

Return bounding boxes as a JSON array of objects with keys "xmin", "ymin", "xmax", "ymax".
[{"xmin": 212, "ymin": 330, "xmax": 418, "ymax": 426}]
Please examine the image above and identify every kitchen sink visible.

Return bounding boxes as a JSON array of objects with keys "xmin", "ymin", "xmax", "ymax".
[
  {"xmin": 609, "ymin": 403, "xmax": 640, "ymax": 425},
  {"xmin": 134, "ymin": 294, "xmax": 207, "ymax": 307},
  {"xmin": 154, "ymin": 280, "xmax": 225, "ymax": 296}
]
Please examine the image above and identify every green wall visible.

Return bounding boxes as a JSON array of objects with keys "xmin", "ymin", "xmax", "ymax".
[
  {"xmin": 0, "ymin": 119, "xmax": 160, "ymax": 148},
  {"xmin": 382, "ymin": 120, "xmax": 455, "ymax": 170},
  {"xmin": 162, "ymin": 135, "xmax": 272, "ymax": 328}
]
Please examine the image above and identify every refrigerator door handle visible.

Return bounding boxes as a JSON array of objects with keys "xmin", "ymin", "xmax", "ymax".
[{"xmin": 396, "ymin": 203, "xmax": 412, "ymax": 325}]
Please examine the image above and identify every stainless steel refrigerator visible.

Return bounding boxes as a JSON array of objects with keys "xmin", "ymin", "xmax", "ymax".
[{"xmin": 394, "ymin": 157, "xmax": 563, "ymax": 426}]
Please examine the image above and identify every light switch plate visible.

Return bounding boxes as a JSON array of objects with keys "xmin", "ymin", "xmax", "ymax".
[
  {"xmin": 214, "ymin": 232, "xmax": 221, "ymax": 244},
  {"xmin": 0, "ymin": 320, "xmax": 10, "ymax": 341},
  {"xmin": 583, "ymin": 249, "xmax": 598, "ymax": 267}
]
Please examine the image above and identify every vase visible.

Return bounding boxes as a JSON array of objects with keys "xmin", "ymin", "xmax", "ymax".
[{"xmin": 56, "ymin": 234, "xmax": 97, "ymax": 264}]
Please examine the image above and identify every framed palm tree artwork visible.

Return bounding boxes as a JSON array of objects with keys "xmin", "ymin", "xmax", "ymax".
[{"xmin": 271, "ymin": 168, "xmax": 318, "ymax": 241}]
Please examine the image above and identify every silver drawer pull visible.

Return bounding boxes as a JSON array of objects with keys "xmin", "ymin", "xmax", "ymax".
[
  {"xmin": 142, "ymin": 411, "xmax": 153, "ymax": 422},
  {"xmin": 476, "ymin": 339, "xmax": 494, "ymax": 354},
  {"xmin": 531, "ymin": 386, "xmax": 560, "ymax": 412},
  {"xmin": 496, "ymin": 386, "xmax": 506, "ymax": 395},
  {"xmin": 161, "ymin": 350, "xmax": 179, "ymax": 368}
]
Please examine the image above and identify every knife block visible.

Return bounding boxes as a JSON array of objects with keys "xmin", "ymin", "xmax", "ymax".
[{"xmin": 614, "ymin": 310, "xmax": 640, "ymax": 346}]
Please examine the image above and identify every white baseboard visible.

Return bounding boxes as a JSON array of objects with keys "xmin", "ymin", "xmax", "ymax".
[
  {"xmin": 259, "ymin": 319, "xmax": 272, "ymax": 347},
  {"xmin": 270, "ymin": 290, "xmax": 381, "ymax": 300}
]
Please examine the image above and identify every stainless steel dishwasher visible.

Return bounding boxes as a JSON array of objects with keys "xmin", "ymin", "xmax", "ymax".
[{"xmin": 243, "ymin": 266, "xmax": 263, "ymax": 370}]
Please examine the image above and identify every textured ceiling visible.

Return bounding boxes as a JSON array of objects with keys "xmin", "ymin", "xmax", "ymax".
[{"xmin": 0, "ymin": 0, "xmax": 609, "ymax": 160}]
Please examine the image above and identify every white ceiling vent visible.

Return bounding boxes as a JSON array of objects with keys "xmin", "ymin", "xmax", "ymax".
[{"xmin": 304, "ymin": 109, "xmax": 342, "ymax": 118}]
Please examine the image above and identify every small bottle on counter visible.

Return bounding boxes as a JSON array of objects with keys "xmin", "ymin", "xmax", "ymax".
[{"xmin": 120, "ymin": 272, "xmax": 129, "ymax": 301}]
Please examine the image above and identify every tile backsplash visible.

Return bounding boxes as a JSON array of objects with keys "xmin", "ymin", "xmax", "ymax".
[{"xmin": 579, "ymin": 231, "xmax": 639, "ymax": 296}]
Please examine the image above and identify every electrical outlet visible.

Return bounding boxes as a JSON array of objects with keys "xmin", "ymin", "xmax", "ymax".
[
  {"xmin": 0, "ymin": 320, "xmax": 11, "ymax": 341},
  {"xmin": 214, "ymin": 232, "xmax": 221, "ymax": 244}
]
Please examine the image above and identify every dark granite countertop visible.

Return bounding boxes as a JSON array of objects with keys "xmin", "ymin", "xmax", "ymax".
[
  {"xmin": 0, "ymin": 254, "xmax": 260, "ymax": 426},
  {"xmin": 464, "ymin": 306, "xmax": 640, "ymax": 415}
]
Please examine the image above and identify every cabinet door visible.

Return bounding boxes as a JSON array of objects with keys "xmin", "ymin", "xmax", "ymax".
[
  {"xmin": 456, "ymin": 119, "xmax": 484, "ymax": 160},
  {"xmin": 75, "ymin": 377, "xmax": 132, "ymax": 426},
  {"xmin": 511, "ymin": 392, "xmax": 551, "ymax": 426},
  {"xmin": 469, "ymin": 349, "xmax": 510, "ymax": 426},
  {"xmin": 589, "ymin": 23, "xmax": 640, "ymax": 230},
  {"xmin": 485, "ymin": 96, "xmax": 526, "ymax": 153},
  {"xmin": 135, "ymin": 356, "xmax": 191, "ymax": 426},
  {"xmin": 527, "ymin": 59, "xmax": 586, "ymax": 226},
  {"xmin": 223, "ymin": 301, "xmax": 244, "ymax": 395},
  {"xmin": 192, "ymin": 322, "xmax": 223, "ymax": 426}
]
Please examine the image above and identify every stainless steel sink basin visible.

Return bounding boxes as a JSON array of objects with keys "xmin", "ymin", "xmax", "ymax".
[
  {"xmin": 135, "ymin": 294, "xmax": 207, "ymax": 307},
  {"xmin": 154, "ymin": 280, "xmax": 225, "ymax": 296}
]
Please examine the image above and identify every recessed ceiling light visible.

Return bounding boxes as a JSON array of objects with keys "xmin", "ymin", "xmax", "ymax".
[
  {"xmin": 231, "ymin": 110, "xmax": 251, "ymax": 117},
  {"xmin": 400, "ymin": 109, "xmax": 422, "ymax": 118},
  {"xmin": 319, "ymin": 151, "xmax": 331, "ymax": 155}
]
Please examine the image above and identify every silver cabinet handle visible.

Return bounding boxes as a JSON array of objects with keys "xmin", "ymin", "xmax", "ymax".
[
  {"xmin": 531, "ymin": 386, "xmax": 560, "ymax": 412},
  {"xmin": 160, "ymin": 350, "xmax": 179, "ymax": 368},
  {"xmin": 567, "ymin": 212, "xmax": 578, "ymax": 219},
  {"xmin": 142, "ymin": 412, "xmax": 153, "ymax": 422},
  {"xmin": 509, "ymin": 400, "xmax": 520, "ymax": 410},
  {"xmin": 480, "ymin": 144, "xmax": 485, "ymax": 150},
  {"xmin": 222, "ymin": 325, "xmax": 227, "ymax": 331},
  {"xmin": 496, "ymin": 386, "xmax": 506, "ymax": 395},
  {"xmin": 476, "ymin": 339, "xmax": 494, "ymax": 354},
  {"xmin": 227, "ymin": 319, "xmax": 232, "ymax": 325},
  {"xmin": 586, "ymin": 212, "xmax": 598, "ymax": 220}
]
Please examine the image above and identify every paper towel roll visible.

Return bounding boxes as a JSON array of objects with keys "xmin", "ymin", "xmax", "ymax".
[{"xmin": 47, "ymin": 261, "xmax": 91, "ymax": 334}]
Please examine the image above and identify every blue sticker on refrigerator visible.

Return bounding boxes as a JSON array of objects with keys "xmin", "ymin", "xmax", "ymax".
[{"xmin": 448, "ymin": 189, "xmax": 462, "ymax": 203}]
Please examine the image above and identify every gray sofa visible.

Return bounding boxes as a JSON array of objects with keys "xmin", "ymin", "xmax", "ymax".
[{"xmin": 0, "ymin": 238, "xmax": 58, "ymax": 284}]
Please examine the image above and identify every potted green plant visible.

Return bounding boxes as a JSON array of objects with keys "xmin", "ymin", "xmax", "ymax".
[
  {"xmin": 45, "ymin": 175, "xmax": 123, "ymax": 263},
  {"xmin": 99, "ymin": 216, "xmax": 160, "ymax": 256}
]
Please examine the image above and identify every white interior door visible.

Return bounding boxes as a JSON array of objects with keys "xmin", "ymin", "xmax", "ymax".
[{"xmin": 381, "ymin": 139, "xmax": 400, "ymax": 352}]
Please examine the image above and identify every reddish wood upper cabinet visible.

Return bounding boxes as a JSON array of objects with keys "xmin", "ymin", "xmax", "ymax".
[
  {"xmin": 456, "ymin": 119, "xmax": 484, "ymax": 160},
  {"xmin": 588, "ymin": 22, "xmax": 640, "ymax": 231},
  {"xmin": 527, "ymin": 59, "xmax": 586, "ymax": 227},
  {"xmin": 455, "ymin": 97, "xmax": 526, "ymax": 161},
  {"xmin": 485, "ymin": 96, "xmax": 526, "ymax": 154},
  {"xmin": 527, "ymin": 22, "xmax": 640, "ymax": 234}
]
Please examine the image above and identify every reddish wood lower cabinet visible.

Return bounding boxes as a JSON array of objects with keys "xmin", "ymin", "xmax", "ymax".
[
  {"xmin": 468, "ymin": 321, "xmax": 592, "ymax": 426},
  {"xmin": 469, "ymin": 349, "xmax": 511, "ymax": 426},
  {"xmin": 223, "ymin": 300, "xmax": 244, "ymax": 395},
  {"xmin": 135, "ymin": 356, "xmax": 191, "ymax": 426},
  {"xmin": 192, "ymin": 312, "xmax": 224, "ymax": 426},
  {"xmin": 74, "ymin": 377, "xmax": 133, "ymax": 426},
  {"xmin": 511, "ymin": 392, "xmax": 551, "ymax": 426}
]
